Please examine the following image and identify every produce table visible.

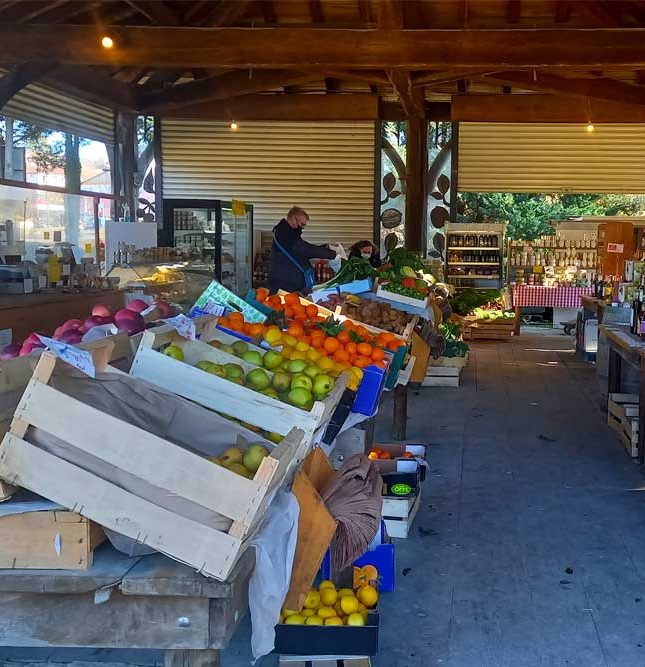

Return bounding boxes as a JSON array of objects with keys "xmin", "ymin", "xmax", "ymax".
[
  {"xmin": 512, "ymin": 285, "xmax": 593, "ymax": 333},
  {"xmin": 603, "ymin": 325, "xmax": 645, "ymax": 463},
  {"xmin": 0, "ymin": 290, "xmax": 125, "ymax": 343},
  {"xmin": 0, "ymin": 543, "xmax": 254, "ymax": 667}
]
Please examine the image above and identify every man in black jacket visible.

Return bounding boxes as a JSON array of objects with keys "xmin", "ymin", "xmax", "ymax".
[{"xmin": 268, "ymin": 206, "xmax": 336, "ymax": 294}]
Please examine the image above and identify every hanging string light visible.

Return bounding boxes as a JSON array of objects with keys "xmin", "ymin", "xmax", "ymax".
[{"xmin": 586, "ymin": 99, "xmax": 594, "ymax": 133}]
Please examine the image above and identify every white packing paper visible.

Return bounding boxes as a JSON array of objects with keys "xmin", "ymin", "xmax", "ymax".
[{"xmin": 249, "ymin": 489, "xmax": 300, "ymax": 661}]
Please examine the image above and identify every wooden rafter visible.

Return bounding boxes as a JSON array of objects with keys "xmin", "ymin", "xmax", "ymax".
[
  {"xmin": 377, "ymin": 0, "xmax": 403, "ymax": 28},
  {"xmin": 6, "ymin": 26, "xmax": 645, "ymax": 69},
  {"xmin": 256, "ymin": 0, "xmax": 277, "ymax": 23},
  {"xmin": 203, "ymin": 0, "xmax": 251, "ymax": 27},
  {"xmin": 554, "ymin": 0, "xmax": 571, "ymax": 23},
  {"xmin": 412, "ymin": 68, "xmax": 497, "ymax": 87},
  {"xmin": 452, "ymin": 93, "xmax": 645, "ymax": 123},
  {"xmin": 506, "ymin": 0, "xmax": 522, "ymax": 23},
  {"xmin": 308, "ymin": 0, "xmax": 325, "ymax": 23},
  {"xmin": 0, "ymin": 60, "xmax": 57, "ymax": 107},
  {"xmin": 388, "ymin": 70, "xmax": 425, "ymax": 117},
  {"xmin": 16, "ymin": 0, "xmax": 67, "ymax": 23},
  {"xmin": 123, "ymin": 1, "xmax": 178, "ymax": 25},
  {"xmin": 574, "ymin": 1, "xmax": 625, "ymax": 27},
  {"xmin": 482, "ymin": 70, "xmax": 645, "ymax": 107},
  {"xmin": 140, "ymin": 69, "xmax": 322, "ymax": 112},
  {"xmin": 357, "ymin": 0, "xmax": 372, "ymax": 23},
  {"xmin": 316, "ymin": 69, "xmax": 389, "ymax": 85}
]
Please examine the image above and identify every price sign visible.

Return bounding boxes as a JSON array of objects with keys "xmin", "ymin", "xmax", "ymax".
[
  {"xmin": 231, "ymin": 199, "xmax": 246, "ymax": 216},
  {"xmin": 161, "ymin": 314, "xmax": 196, "ymax": 340},
  {"xmin": 532, "ymin": 265, "xmax": 544, "ymax": 274},
  {"xmin": 37, "ymin": 336, "xmax": 96, "ymax": 378},
  {"xmin": 607, "ymin": 243, "xmax": 624, "ymax": 253}
]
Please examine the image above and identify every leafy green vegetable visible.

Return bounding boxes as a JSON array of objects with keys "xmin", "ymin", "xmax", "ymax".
[
  {"xmin": 449, "ymin": 289, "xmax": 502, "ymax": 316},
  {"xmin": 314, "ymin": 257, "xmax": 377, "ymax": 290}
]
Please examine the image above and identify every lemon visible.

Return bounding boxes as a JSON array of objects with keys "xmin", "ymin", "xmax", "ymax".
[
  {"xmin": 337, "ymin": 588, "xmax": 355, "ymax": 598},
  {"xmin": 281, "ymin": 346, "xmax": 294, "ymax": 360},
  {"xmin": 284, "ymin": 614, "xmax": 306, "ymax": 625},
  {"xmin": 282, "ymin": 334, "xmax": 297, "ymax": 347},
  {"xmin": 279, "ymin": 613, "xmax": 284, "ymax": 624},
  {"xmin": 356, "ymin": 584, "xmax": 379, "ymax": 609},
  {"xmin": 301, "ymin": 609, "xmax": 316, "ymax": 618},
  {"xmin": 340, "ymin": 595, "xmax": 359, "ymax": 615},
  {"xmin": 318, "ymin": 580, "xmax": 336, "ymax": 591},
  {"xmin": 290, "ymin": 350, "xmax": 306, "ymax": 361},
  {"xmin": 295, "ymin": 341, "xmax": 310, "ymax": 352},
  {"xmin": 346, "ymin": 612, "xmax": 365, "ymax": 627},
  {"xmin": 306, "ymin": 349, "xmax": 321, "ymax": 363},
  {"xmin": 333, "ymin": 362, "xmax": 347, "ymax": 374},
  {"xmin": 318, "ymin": 606, "xmax": 336, "ymax": 619},
  {"xmin": 282, "ymin": 608, "xmax": 300, "ymax": 618},
  {"xmin": 350, "ymin": 366, "xmax": 364, "ymax": 382},
  {"xmin": 325, "ymin": 616, "xmax": 343, "ymax": 626},
  {"xmin": 264, "ymin": 329, "xmax": 283, "ymax": 347},
  {"xmin": 334, "ymin": 601, "xmax": 344, "ymax": 616},
  {"xmin": 317, "ymin": 357, "xmax": 334, "ymax": 372},
  {"xmin": 305, "ymin": 615, "xmax": 324, "ymax": 625},
  {"xmin": 304, "ymin": 590, "xmax": 321, "ymax": 610},
  {"xmin": 320, "ymin": 587, "xmax": 338, "ymax": 607}
]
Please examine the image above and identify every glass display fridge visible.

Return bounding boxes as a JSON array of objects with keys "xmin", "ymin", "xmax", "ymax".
[{"xmin": 162, "ymin": 199, "xmax": 253, "ymax": 296}]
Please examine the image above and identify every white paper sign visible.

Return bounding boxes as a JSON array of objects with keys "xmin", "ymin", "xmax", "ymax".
[
  {"xmin": 140, "ymin": 303, "xmax": 158, "ymax": 317},
  {"xmin": 81, "ymin": 324, "xmax": 118, "ymax": 342},
  {"xmin": 202, "ymin": 300, "xmax": 226, "ymax": 316},
  {"xmin": 161, "ymin": 314, "xmax": 196, "ymax": 340},
  {"xmin": 37, "ymin": 335, "xmax": 96, "ymax": 378},
  {"xmin": 607, "ymin": 243, "xmax": 624, "ymax": 253}
]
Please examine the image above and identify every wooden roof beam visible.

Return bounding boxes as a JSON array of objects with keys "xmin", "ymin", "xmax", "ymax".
[
  {"xmin": 6, "ymin": 27, "xmax": 645, "ymax": 69},
  {"xmin": 506, "ymin": 0, "xmax": 522, "ymax": 23},
  {"xmin": 308, "ymin": 0, "xmax": 325, "ymax": 23},
  {"xmin": 316, "ymin": 69, "xmax": 389, "ymax": 85},
  {"xmin": 574, "ymin": 1, "xmax": 625, "ymax": 27},
  {"xmin": 482, "ymin": 70, "xmax": 645, "ymax": 107},
  {"xmin": 256, "ymin": 0, "xmax": 276, "ymax": 23},
  {"xmin": 140, "ymin": 69, "xmax": 322, "ymax": 112},
  {"xmin": 0, "ymin": 59, "xmax": 57, "ymax": 107},
  {"xmin": 452, "ymin": 93, "xmax": 645, "ymax": 122},
  {"xmin": 388, "ymin": 70, "xmax": 425, "ymax": 117},
  {"xmin": 412, "ymin": 68, "xmax": 497, "ymax": 86},
  {"xmin": 16, "ymin": 0, "xmax": 67, "ymax": 23},
  {"xmin": 377, "ymin": 0, "xmax": 403, "ymax": 28},
  {"xmin": 203, "ymin": 0, "xmax": 251, "ymax": 27},
  {"xmin": 161, "ymin": 93, "xmax": 380, "ymax": 120},
  {"xmin": 554, "ymin": 0, "xmax": 571, "ymax": 23}
]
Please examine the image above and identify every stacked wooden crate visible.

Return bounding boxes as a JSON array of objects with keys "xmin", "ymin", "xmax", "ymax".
[
  {"xmin": 461, "ymin": 315, "xmax": 517, "ymax": 341},
  {"xmin": 607, "ymin": 393, "xmax": 639, "ymax": 458},
  {"xmin": 422, "ymin": 354, "xmax": 468, "ymax": 387}
]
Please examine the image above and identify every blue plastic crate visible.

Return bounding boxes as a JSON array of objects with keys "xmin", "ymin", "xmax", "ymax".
[
  {"xmin": 352, "ymin": 363, "xmax": 386, "ymax": 416},
  {"xmin": 355, "ymin": 544, "xmax": 395, "ymax": 593}
]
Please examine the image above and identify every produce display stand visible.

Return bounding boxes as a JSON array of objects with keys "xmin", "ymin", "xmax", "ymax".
[
  {"xmin": 0, "ymin": 349, "xmax": 306, "ymax": 581},
  {"xmin": 0, "ymin": 543, "xmax": 254, "ymax": 667},
  {"xmin": 130, "ymin": 330, "xmax": 348, "ymax": 443},
  {"xmin": 607, "ymin": 392, "xmax": 639, "ymax": 458}
]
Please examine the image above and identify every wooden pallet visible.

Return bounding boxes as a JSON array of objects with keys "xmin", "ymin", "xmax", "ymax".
[
  {"xmin": 0, "ymin": 349, "xmax": 306, "ymax": 581},
  {"xmin": 0, "ymin": 508, "xmax": 105, "ymax": 569},
  {"xmin": 383, "ymin": 492, "xmax": 421, "ymax": 539},
  {"xmin": 422, "ymin": 366, "xmax": 461, "ymax": 388},
  {"xmin": 131, "ymin": 330, "xmax": 348, "ymax": 442},
  {"xmin": 280, "ymin": 658, "xmax": 370, "ymax": 667},
  {"xmin": 608, "ymin": 392, "xmax": 639, "ymax": 458}
]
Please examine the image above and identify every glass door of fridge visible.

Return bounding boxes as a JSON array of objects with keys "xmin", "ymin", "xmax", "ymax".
[
  {"xmin": 220, "ymin": 202, "xmax": 252, "ymax": 295},
  {"xmin": 172, "ymin": 207, "xmax": 208, "ymax": 258}
]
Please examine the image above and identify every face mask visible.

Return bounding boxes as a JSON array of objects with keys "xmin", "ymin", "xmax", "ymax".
[{"xmin": 361, "ymin": 252, "xmax": 372, "ymax": 260}]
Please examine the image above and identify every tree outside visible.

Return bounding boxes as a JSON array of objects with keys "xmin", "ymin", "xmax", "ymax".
[{"xmin": 459, "ymin": 192, "xmax": 645, "ymax": 241}]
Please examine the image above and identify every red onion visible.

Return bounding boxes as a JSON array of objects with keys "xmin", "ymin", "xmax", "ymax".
[
  {"xmin": 61, "ymin": 319, "xmax": 83, "ymax": 333},
  {"xmin": 126, "ymin": 299, "xmax": 150, "ymax": 314},
  {"xmin": 59, "ymin": 329, "xmax": 83, "ymax": 344},
  {"xmin": 0, "ymin": 343, "xmax": 21, "ymax": 360},
  {"xmin": 83, "ymin": 315, "xmax": 104, "ymax": 331},
  {"xmin": 91, "ymin": 303, "xmax": 113, "ymax": 318},
  {"xmin": 115, "ymin": 311, "xmax": 145, "ymax": 335},
  {"xmin": 155, "ymin": 299, "xmax": 173, "ymax": 318}
]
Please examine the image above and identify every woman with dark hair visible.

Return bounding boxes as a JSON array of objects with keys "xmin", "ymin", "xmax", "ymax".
[{"xmin": 348, "ymin": 240, "xmax": 381, "ymax": 268}]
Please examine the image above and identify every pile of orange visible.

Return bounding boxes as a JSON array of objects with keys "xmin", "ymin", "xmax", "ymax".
[{"xmin": 217, "ymin": 311, "xmax": 268, "ymax": 338}]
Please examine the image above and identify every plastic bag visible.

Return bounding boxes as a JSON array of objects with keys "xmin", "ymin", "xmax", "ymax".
[{"xmin": 249, "ymin": 489, "xmax": 300, "ymax": 661}]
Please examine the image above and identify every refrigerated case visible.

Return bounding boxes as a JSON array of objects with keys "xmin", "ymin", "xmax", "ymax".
[
  {"xmin": 162, "ymin": 199, "xmax": 253, "ymax": 296},
  {"xmin": 445, "ymin": 222, "xmax": 506, "ymax": 289}
]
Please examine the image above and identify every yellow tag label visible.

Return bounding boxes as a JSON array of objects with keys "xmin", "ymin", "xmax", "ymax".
[
  {"xmin": 231, "ymin": 199, "xmax": 246, "ymax": 216},
  {"xmin": 532, "ymin": 265, "xmax": 544, "ymax": 273},
  {"xmin": 84, "ymin": 243, "xmax": 93, "ymax": 254}
]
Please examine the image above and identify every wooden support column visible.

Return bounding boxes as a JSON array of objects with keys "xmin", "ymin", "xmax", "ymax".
[{"xmin": 405, "ymin": 112, "xmax": 427, "ymax": 251}]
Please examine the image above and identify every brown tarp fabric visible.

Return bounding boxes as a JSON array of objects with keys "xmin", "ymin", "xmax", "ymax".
[{"xmin": 322, "ymin": 454, "xmax": 382, "ymax": 570}]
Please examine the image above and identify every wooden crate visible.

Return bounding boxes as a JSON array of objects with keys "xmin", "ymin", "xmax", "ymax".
[
  {"xmin": 280, "ymin": 659, "xmax": 370, "ymax": 667},
  {"xmin": 382, "ymin": 493, "xmax": 421, "ymax": 539},
  {"xmin": 0, "ymin": 350, "xmax": 307, "ymax": 581},
  {"xmin": 0, "ymin": 509, "xmax": 105, "ymax": 569},
  {"xmin": 608, "ymin": 392, "xmax": 639, "ymax": 458},
  {"xmin": 130, "ymin": 330, "xmax": 348, "ymax": 442},
  {"xmin": 427, "ymin": 353, "xmax": 469, "ymax": 369},
  {"xmin": 284, "ymin": 447, "xmax": 337, "ymax": 610},
  {"xmin": 422, "ymin": 366, "xmax": 461, "ymax": 388},
  {"xmin": 462, "ymin": 315, "xmax": 517, "ymax": 341}
]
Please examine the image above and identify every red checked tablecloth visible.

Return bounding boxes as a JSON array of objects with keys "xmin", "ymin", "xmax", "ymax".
[{"xmin": 512, "ymin": 285, "xmax": 593, "ymax": 308}]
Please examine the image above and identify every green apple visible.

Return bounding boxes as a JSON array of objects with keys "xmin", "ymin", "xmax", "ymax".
[
  {"xmin": 246, "ymin": 368, "xmax": 270, "ymax": 391},
  {"xmin": 263, "ymin": 350, "xmax": 284, "ymax": 370},
  {"xmin": 261, "ymin": 387, "xmax": 279, "ymax": 399},
  {"xmin": 228, "ymin": 462, "xmax": 252, "ymax": 478},
  {"xmin": 220, "ymin": 343, "xmax": 235, "ymax": 355},
  {"xmin": 291, "ymin": 373, "xmax": 313, "ymax": 392},
  {"xmin": 163, "ymin": 344, "xmax": 184, "ymax": 361},
  {"xmin": 240, "ymin": 421, "xmax": 260, "ymax": 432},
  {"xmin": 313, "ymin": 373, "xmax": 334, "ymax": 397},
  {"xmin": 228, "ymin": 376, "xmax": 244, "ymax": 385},
  {"xmin": 220, "ymin": 446, "xmax": 244, "ymax": 466},
  {"xmin": 225, "ymin": 363, "xmax": 244, "ymax": 379},
  {"xmin": 303, "ymin": 365, "xmax": 321, "ymax": 380},
  {"xmin": 265, "ymin": 431, "xmax": 283, "ymax": 444},
  {"xmin": 243, "ymin": 443, "xmax": 270, "ymax": 474},
  {"xmin": 272, "ymin": 370, "xmax": 291, "ymax": 393},
  {"xmin": 242, "ymin": 350, "xmax": 263, "ymax": 366},
  {"xmin": 287, "ymin": 387, "xmax": 313, "ymax": 411},
  {"xmin": 208, "ymin": 340, "xmax": 222, "ymax": 349},
  {"xmin": 232, "ymin": 340, "xmax": 249, "ymax": 357},
  {"xmin": 287, "ymin": 359, "xmax": 307, "ymax": 374}
]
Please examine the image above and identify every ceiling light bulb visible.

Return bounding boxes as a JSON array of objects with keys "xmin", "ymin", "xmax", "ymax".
[
  {"xmin": 586, "ymin": 122, "xmax": 595, "ymax": 133},
  {"xmin": 101, "ymin": 35, "xmax": 114, "ymax": 49},
  {"xmin": 230, "ymin": 121, "xmax": 239, "ymax": 131}
]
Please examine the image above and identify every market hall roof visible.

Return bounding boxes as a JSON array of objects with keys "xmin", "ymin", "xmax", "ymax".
[{"xmin": 4, "ymin": 1, "xmax": 645, "ymax": 121}]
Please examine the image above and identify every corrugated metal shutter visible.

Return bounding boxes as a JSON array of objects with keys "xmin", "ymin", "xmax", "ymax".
[
  {"xmin": 1, "ymin": 73, "xmax": 115, "ymax": 145},
  {"xmin": 162, "ymin": 120, "xmax": 375, "ymax": 246},
  {"xmin": 459, "ymin": 123, "xmax": 645, "ymax": 193}
]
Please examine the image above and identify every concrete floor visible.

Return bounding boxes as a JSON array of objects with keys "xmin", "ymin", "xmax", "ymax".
[{"xmin": 4, "ymin": 334, "xmax": 645, "ymax": 666}]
